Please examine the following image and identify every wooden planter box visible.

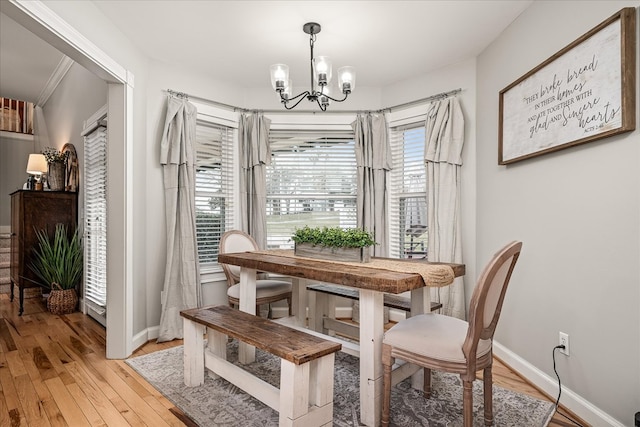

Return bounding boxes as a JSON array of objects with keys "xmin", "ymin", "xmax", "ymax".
[{"xmin": 294, "ymin": 243, "xmax": 371, "ymax": 263}]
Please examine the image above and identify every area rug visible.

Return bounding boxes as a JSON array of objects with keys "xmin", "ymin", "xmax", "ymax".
[{"xmin": 126, "ymin": 343, "xmax": 555, "ymax": 426}]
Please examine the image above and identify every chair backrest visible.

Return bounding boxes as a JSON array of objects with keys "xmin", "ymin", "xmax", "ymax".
[
  {"xmin": 219, "ymin": 230, "xmax": 259, "ymax": 286},
  {"xmin": 462, "ymin": 241, "xmax": 522, "ymax": 362}
]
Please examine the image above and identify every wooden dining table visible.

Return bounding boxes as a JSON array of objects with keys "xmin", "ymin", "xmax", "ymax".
[{"xmin": 217, "ymin": 250, "xmax": 465, "ymax": 426}]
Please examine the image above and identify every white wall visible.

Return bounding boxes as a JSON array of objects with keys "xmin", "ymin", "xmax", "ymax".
[
  {"xmin": 476, "ymin": 2, "xmax": 639, "ymax": 425},
  {"xmin": 42, "ymin": 62, "xmax": 108, "ymax": 217}
]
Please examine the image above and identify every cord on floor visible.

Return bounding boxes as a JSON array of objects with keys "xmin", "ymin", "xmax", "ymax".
[{"xmin": 553, "ymin": 344, "xmax": 585, "ymax": 427}]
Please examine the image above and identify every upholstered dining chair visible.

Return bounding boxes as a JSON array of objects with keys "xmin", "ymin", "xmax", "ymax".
[
  {"xmin": 219, "ymin": 230, "xmax": 292, "ymax": 318},
  {"xmin": 381, "ymin": 241, "xmax": 523, "ymax": 427}
]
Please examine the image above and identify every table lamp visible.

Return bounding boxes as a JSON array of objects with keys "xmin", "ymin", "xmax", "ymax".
[{"xmin": 26, "ymin": 153, "xmax": 47, "ymax": 190}]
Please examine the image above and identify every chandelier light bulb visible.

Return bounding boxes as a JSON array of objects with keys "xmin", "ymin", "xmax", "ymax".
[
  {"xmin": 338, "ymin": 66, "xmax": 356, "ymax": 94},
  {"xmin": 270, "ymin": 64, "xmax": 289, "ymax": 91},
  {"xmin": 313, "ymin": 56, "xmax": 332, "ymax": 86}
]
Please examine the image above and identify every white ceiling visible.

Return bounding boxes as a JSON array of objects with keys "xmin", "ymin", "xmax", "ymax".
[{"xmin": 1, "ymin": 1, "xmax": 533, "ymax": 104}]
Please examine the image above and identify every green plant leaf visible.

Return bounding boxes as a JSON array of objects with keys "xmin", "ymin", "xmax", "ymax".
[
  {"xmin": 291, "ymin": 226, "xmax": 376, "ymax": 248},
  {"xmin": 29, "ymin": 224, "xmax": 83, "ymax": 290}
]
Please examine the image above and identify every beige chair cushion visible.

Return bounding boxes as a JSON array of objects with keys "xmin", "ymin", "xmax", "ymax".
[
  {"xmin": 227, "ymin": 280, "xmax": 292, "ymax": 299},
  {"xmin": 383, "ymin": 313, "xmax": 491, "ymax": 363}
]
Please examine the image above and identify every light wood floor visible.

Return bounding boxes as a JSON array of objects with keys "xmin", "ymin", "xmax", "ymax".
[{"xmin": 1, "ymin": 293, "xmax": 587, "ymax": 426}]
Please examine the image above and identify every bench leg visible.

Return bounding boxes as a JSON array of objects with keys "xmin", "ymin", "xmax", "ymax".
[
  {"xmin": 183, "ymin": 318, "xmax": 205, "ymax": 387},
  {"xmin": 206, "ymin": 327, "xmax": 227, "ymax": 380},
  {"xmin": 310, "ymin": 354, "xmax": 335, "ymax": 410},
  {"xmin": 308, "ymin": 291, "xmax": 336, "ymax": 336},
  {"xmin": 279, "ymin": 360, "xmax": 310, "ymax": 426}
]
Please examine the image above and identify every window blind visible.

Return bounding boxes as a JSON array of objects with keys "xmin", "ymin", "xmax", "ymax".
[
  {"xmin": 389, "ymin": 124, "xmax": 428, "ymax": 259},
  {"xmin": 83, "ymin": 125, "xmax": 107, "ymax": 324},
  {"xmin": 194, "ymin": 119, "xmax": 235, "ymax": 270},
  {"xmin": 266, "ymin": 129, "xmax": 357, "ymax": 249}
]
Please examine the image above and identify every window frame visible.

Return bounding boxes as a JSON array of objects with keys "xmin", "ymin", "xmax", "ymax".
[
  {"xmin": 192, "ymin": 102, "xmax": 239, "ymax": 278},
  {"xmin": 387, "ymin": 105, "xmax": 430, "ymax": 259},
  {"xmin": 265, "ymin": 113, "xmax": 357, "ymax": 250}
]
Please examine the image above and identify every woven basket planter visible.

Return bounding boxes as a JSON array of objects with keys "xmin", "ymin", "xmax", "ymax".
[{"xmin": 47, "ymin": 288, "xmax": 78, "ymax": 315}]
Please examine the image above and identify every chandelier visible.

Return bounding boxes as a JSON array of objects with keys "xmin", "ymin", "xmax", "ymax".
[{"xmin": 270, "ymin": 22, "xmax": 356, "ymax": 111}]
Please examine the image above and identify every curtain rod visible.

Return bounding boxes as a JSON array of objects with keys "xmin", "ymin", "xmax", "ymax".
[{"xmin": 165, "ymin": 87, "xmax": 463, "ymax": 115}]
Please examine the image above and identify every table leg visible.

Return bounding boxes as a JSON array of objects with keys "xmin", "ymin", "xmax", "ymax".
[
  {"xmin": 409, "ymin": 287, "xmax": 433, "ymax": 389},
  {"xmin": 359, "ymin": 289, "xmax": 384, "ymax": 426},
  {"xmin": 238, "ymin": 266, "xmax": 257, "ymax": 364},
  {"xmin": 290, "ymin": 278, "xmax": 307, "ymax": 328}
]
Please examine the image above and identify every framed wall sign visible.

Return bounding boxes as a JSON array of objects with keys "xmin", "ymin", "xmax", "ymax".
[{"xmin": 499, "ymin": 8, "xmax": 636, "ymax": 165}]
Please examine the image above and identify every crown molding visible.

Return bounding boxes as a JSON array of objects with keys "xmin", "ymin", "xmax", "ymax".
[{"xmin": 36, "ymin": 55, "xmax": 74, "ymax": 107}]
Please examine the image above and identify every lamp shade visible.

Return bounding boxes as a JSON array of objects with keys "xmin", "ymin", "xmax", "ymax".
[{"xmin": 26, "ymin": 154, "xmax": 47, "ymax": 175}]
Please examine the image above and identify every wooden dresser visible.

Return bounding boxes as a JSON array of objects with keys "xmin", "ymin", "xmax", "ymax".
[{"xmin": 10, "ymin": 190, "xmax": 78, "ymax": 315}]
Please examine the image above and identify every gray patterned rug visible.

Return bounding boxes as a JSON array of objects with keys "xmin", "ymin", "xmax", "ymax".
[{"xmin": 126, "ymin": 343, "xmax": 555, "ymax": 426}]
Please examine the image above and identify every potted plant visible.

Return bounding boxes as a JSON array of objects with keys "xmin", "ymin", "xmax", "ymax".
[
  {"xmin": 29, "ymin": 224, "xmax": 82, "ymax": 314},
  {"xmin": 291, "ymin": 226, "xmax": 376, "ymax": 263},
  {"xmin": 42, "ymin": 147, "xmax": 69, "ymax": 191}
]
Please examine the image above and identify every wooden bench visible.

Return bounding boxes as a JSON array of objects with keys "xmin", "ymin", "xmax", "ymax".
[
  {"xmin": 181, "ymin": 305, "xmax": 341, "ymax": 427},
  {"xmin": 307, "ymin": 284, "xmax": 443, "ymax": 338}
]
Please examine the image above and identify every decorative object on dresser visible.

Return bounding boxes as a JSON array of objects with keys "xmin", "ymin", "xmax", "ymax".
[
  {"xmin": 25, "ymin": 153, "xmax": 47, "ymax": 190},
  {"xmin": 42, "ymin": 146, "xmax": 69, "ymax": 191},
  {"xmin": 29, "ymin": 224, "xmax": 82, "ymax": 315},
  {"xmin": 62, "ymin": 143, "xmax": 79, "ymax": 192},
  {"xmin": 291, "ymin": 225, "xmax": 376, "ymax": 263},
  {"xmin": 9, "ymin": 190, "xmax": 78, "ymax": 315}
]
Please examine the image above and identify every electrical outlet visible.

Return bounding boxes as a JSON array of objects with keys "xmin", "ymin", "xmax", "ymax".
[{"xmin": 559, "ymin": 332, "xmax": 569, "ymax": 356}]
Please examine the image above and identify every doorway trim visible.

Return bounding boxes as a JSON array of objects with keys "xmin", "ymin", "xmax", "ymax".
[{"xmin": 4, "ymin": 0, "xmax": 134, "ymax": 358}]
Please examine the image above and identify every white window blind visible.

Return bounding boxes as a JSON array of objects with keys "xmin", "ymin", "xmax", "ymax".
[
  {"xmin": 389, "ymin": 124, "xmax": 428, "ymax": 259},
  {"xmin": 266, "ymin": 128, "xmax": 357, "ymax": 249},
  {"xmin": 83, "ymin": 125, "xmax": 107, "ymax": 323},
  {"xmin": 194, "ymin": 119, "xmax": 235, "ymax": 270}
]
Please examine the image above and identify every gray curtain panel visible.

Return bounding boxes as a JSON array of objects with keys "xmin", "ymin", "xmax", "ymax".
[
  {"xmin": 239, "ymin": 113, "xmax": 271, "ymax": 249},
  {"xmin": 158, "ymin": 95, "xmax": 202, "ymax": 342},
  {"xmin": 352, "ymin": 113, "xmax": 392, "ymax": 257},
  {"xmin": 424, "ymin": 97, "xmax": 466, "ymax": 320}
]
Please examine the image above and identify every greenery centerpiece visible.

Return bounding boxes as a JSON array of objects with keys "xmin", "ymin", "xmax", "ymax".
[
  {"xmin": 29, "ymin": 224, "xmax": 83, "ymax": 314},
  {"xmin": 291, "ymin": 226, "xmax": 376, "ymax": 263},
  {"xmin": 42, "ymin": 146, "xmax": 69, "ymax": 191}
]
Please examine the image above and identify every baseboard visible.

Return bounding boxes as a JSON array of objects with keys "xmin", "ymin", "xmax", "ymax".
[
  {"xmin": 493, "ymin": 341, "xmax": 625, "ymax": 427},
  {"xmin": 132, "ymin": 326, "xmax": 160, "ymax": 352},
  {"xmin": 0, "ymin": 226, "xmax": 10, "ymax": 234}
]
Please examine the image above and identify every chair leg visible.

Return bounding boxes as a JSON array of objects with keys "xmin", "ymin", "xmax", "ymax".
[
  {"xmin": 462, "ymin": 378, "xmax": 473, "ymax": 427},
  {"xmin": 483, "ymin": 365, "xmax": 493, "ymax": 426},
  {"xmin": 381, "ymin": 345, "xmax": 393, "ymax": 427},
  {"xmin": 423, "ymin": 367, "xmax": 432, "ymax": 398}
]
